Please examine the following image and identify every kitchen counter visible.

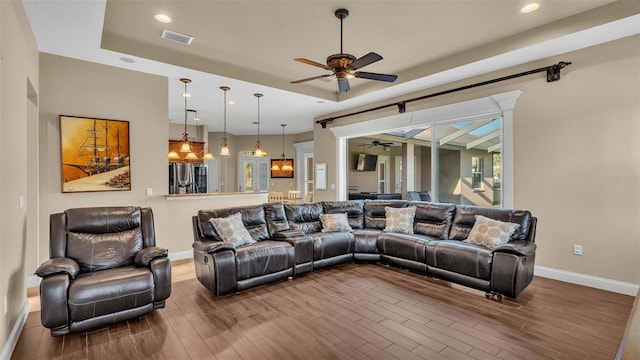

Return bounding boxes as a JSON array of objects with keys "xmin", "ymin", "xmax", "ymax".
[
  {"xmin": 165, "ymin": 191, "xmax": 269, "ymax": 201},
  {"xmin": 348, "ymin": 192, "xmax": 402, "ymax": 200}
]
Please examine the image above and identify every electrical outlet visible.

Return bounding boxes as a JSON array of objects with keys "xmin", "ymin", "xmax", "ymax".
[
  {"xmin": 146, "ymin": 187, "xmax": 153, "ymax": 196},
  {"xmin": 573, "ymin": 244, "xmax": 583, "ymax": 256}
]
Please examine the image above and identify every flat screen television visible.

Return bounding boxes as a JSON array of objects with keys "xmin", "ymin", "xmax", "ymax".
[{"xmin": 356, "ymin": 154, "xmax": 378, "ymax": 171}]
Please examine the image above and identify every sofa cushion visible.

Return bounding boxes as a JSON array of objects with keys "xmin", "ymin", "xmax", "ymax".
[
  {"xmin": 426, "ymin": 240, "xmax": 493, "ymax": 280},
  {"xmin": 377, "ymin": 232, "xmax": 431, "ymax": 263},
  {"xmin": 353, "ymin": 229, "xmax": 382, "ymax": 254},
  {"xmin": 384, "ymin": 206, "xmax": 417, "ymax": 234},
  {"xmin": 309, "ymin": 232, "xmax": 355, "ymax": 261},
  {"xmin": 235, "ymin": 241, "xmax": 295, "ymax": 281},
  {"xmin": 209, "ymin": 213, "xmax": 256, "ymax": 248},
  {"xmin": 285, "ymin": 203, "xmax": 323, "ymax": 234},
  {"xmin": 364, "ymin": 200, "xmax": 408, "ymax": 229},
  {"xmin": 322, "ymin": 200, "xmax": 365, "ymax": 229},
  {"xmin": 65, "ymin": 207, "xmax": 141, "ymax": 234},
  {"xmin": 68, "ymin": 265, "xmax": 154, "ymax": 322},
  {"xmin": 263, "ymin": 202, "xmax": 290, "ymax": 236},
  {"xmin": 67, "ymin": 228, "xmax": 143, "ymax": 273},
  {"xmin": 449, "ymin": 206, "xmax": 532, "ymax": 241},
  {"xmin": 410, "ymin": 201, "xmax": 456, "ymax": 239},
  {"xmin": 320, "ymin": 213, "xmax": 353, "ymax": 232},
  {"xmin": 198, "ymin": 205, "xmax": 269, "ymax": 242},
  {"xmin": 463, "ymin": 215, "xmax": 520, "ymax": 249}
]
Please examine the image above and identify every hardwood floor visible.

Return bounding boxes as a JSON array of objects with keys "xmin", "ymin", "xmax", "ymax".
[{"xmin": 12, "ymin": 260, "xmax": 634, "ymax": 360}]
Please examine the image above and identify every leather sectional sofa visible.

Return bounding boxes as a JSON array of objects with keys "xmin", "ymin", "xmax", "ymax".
[{"xmin": 192, "ymin": 200, "xmax": 537, "ymax": 299}]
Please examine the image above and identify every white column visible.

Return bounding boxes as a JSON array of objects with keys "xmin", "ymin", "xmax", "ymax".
[{"xmin": 491, "ymin": 91, "xmax": 522, "ymax": 208}]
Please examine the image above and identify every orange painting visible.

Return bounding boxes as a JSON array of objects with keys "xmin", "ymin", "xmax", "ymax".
[{"xmin": 59, "ymin": 115, "xmax": 131, "ymax": 193}]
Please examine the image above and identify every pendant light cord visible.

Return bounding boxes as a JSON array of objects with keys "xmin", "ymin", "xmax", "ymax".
[
  {"xmin": 183, "ymin": 81, "xmax": 188, "ymax": 139},
  {"xmin": 223, "ymin": 89, "xmax": 227, "ymax": 137},
  {"xmin": 257, "ymin": 95, "xmax": 261, "ymax": 142},
  {"xmin": 281, "ymin": 124, "xmax": 286, "ymax": 159}
]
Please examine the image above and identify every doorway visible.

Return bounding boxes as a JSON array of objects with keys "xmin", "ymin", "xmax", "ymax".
[
  {"xmin": 238, "ymin": 154, "xmax": 269, "ymax": 192},
  {"xmin": 377, "ymin": 155, "xmax": 390, "ymax": 193}
]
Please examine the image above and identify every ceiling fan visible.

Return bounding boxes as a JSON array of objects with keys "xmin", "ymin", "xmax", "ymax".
[
  {"xmin": 367, "ymin": 140, "xmax": 393, "ymax": 148},
  {"xmin": 290, "ymin": 8, "xmax": 398, "ymax": 93}
]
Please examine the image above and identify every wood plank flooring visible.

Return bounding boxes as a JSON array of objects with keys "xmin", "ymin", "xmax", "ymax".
[{"xmin": 11, "ymin": 260, "xmax": 634, "ymax": 360}]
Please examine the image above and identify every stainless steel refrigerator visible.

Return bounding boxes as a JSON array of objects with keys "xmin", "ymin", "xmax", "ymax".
[{"xmin": 169, "ymin": 163, "xmax": 207, "ymax": 194}]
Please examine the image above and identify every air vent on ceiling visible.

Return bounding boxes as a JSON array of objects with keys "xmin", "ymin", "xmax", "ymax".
[{"xmin": 161, "ymin": 29, "xmax": 193, "ymax": 45}]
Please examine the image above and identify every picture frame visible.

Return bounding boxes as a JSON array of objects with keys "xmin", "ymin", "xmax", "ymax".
[
  {"xmin": 315, "ymin": 163, "xmax": 327, "ymax": 190},
  {"xmin": 270, "ymin": 158, "xmax": 294, "ymax": 178},
  {"xmin": 59, "ymin": 115, "xmax": 131, "ymax": 193}
]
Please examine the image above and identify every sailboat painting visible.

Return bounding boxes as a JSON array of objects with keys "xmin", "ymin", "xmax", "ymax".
[{"xmin": 59, "ymin": 115, "xmax": 131, "ymax": 193}]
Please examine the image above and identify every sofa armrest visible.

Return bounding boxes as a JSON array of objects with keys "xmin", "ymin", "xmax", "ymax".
[
  {"xmin": 492, "ymin": 240, "xmax": 537, "ymax": 256},
  {"xmin": 35, "ymin": 258, "xmax": 80, "ymax": 279},
  {"xmin": 192, "ymin": 240, "xmax": 236, "ymax": 254},
  {"xmin": 40, "ymin": 274, "xmax": 71, "ymax": 330},
  {"xmin": 150, "ymin": 256, "xmax": 172, "ymax": 303},
  {"xmin": 134, "ymin": 246, "xmax": 168, "ymax": 267},
  {"xmin": 272, "ymin": 230, "xmax": 306, "ymax": 239}
]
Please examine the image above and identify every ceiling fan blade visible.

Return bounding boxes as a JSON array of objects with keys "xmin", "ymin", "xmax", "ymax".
[
  {"xmin": 290, "ymin": 74, "xmax": 333, "ymax": 84},
  {"xmin": 294, "ymin": 58, "xmax": 332, "ymax": 71},
  {"xmin": 354, "ymin": 71, "xmax": 398, "ymax": 82},
  {"xmin": 349, "ymin": 52, "xmax": 383, "ymax": 70},
  {"xmin": 337, "ymin": 78, "xmax": 350, "ymax": 93}
]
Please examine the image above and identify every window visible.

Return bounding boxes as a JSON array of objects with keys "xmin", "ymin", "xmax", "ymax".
[
  {"xmin": 332, "ymin": 90, "xmax": 521, "ymax": 207},
  {"xmin": 305, "ymin": 155, "xmax": 314, "ymax": 194},
  {"xmin": 492, "ymin": 153, "xmax": 501, "ymax": 188},
  {"xmin": 471, "ymin": 156, "xmax": 483, "ymax": 190},
  {"xmin": 434, "ymin": 117, "xmax": 500, "ymax": 205}
]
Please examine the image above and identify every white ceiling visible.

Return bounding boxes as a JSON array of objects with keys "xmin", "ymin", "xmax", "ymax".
[{"xmin": 22, "ymin": 0, "xmax": 640, "ymax": 135}]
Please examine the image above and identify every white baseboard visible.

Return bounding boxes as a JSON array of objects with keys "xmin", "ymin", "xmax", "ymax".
[
  {"xmin": 535, "ymin": 265, "xmax": 639, "ymax": 296},
  {"xmin": 0, "ymin": 301, "xmax": 29, "ymax": 360},
  {"xmin": 168, "ymin": 250, "xmax": 192, "ymax": 262},
  {"xmin": 26, "ymin": 275, "xmax": 40, "ymax": 289}
]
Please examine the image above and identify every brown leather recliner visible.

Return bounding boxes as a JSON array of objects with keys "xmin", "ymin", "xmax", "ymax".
[{"xmin": 35, "ymin": 207, "xmax": 171, "ymax": 336}]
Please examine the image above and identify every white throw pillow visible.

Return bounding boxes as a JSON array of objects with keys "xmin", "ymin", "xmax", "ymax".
[
  {"xmin": 209, "ymin": 212, "xmax": 256, "ymax": 248},
  {"xmin": 320, "ymin": 213, "xmax": 353, "ymax": 232},
  {"xmin": 463, "ymin": 215, "xmax": 520, "ymax": 249},
  {"xmin": 383, "ymin": 206, "xmax": 417, "ymax": 234}
]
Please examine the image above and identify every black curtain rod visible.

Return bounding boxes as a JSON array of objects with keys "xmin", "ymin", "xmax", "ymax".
[{"xmin": 316, "ymin": 61, "xmax": 571, "ymax": 128}]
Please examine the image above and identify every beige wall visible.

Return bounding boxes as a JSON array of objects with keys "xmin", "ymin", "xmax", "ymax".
[
  {"xmin": 0, "ymin": 0, "xmax": 39, "ymax": 352},
  {"xmin": 314, "ymin": 35, "xmax": 640, "ymax": 285},
  {"xmin": 205, "ymin": 131, "xmax": 300, "ymax": 193},
  {"xmin": 38, "ymin": 54, "xmax": 269, "ymax": 272}
]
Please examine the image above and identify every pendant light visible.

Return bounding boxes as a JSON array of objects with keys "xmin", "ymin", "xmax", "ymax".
[
  {"xmin": 202, "ymin": 148, "xmax": 215, "ymax": 160},
  {"xmin": 254, "ymin": 93, "xmax": 266, "ymax": 157},
  {"xmin": 271, "ymin": 124, "xmax": 293, "ymax": 171},
  {"xmin": 219, "ymin": 86, "xmax": 231, "ymax": 156},
  {"xmin": 174, "ymin": 78, "xmax": 198, "ymax": 160}
]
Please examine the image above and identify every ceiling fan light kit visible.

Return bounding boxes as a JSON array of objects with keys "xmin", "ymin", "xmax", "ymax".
[{"xmin": 291, "ymin": 8, "xmax": 397, "ymax": 93}]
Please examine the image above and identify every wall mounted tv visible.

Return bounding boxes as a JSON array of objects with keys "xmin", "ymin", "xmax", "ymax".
[{"xmin": 356, "ymin": 154, "xmax": 378, "ymax": 171}]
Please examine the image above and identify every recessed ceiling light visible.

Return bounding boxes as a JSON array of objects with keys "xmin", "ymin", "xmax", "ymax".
[
  {"xmin": 118, "ymin": 57, "xmax": 135, "ymax": 64},
  {"xmin": 227, "ymin": 100, "xmax": 236, "ymax": 105},
  {"xmin": 520, "ymin": 3, "xmax": 540, "ymax": 14},
  {"xmin": 154, "ymin": 14, "xmax": 172, "ymax": 23},
  {"xmin": 182, "ymin": 93, "xmax": 191, "ymax": 98}
]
